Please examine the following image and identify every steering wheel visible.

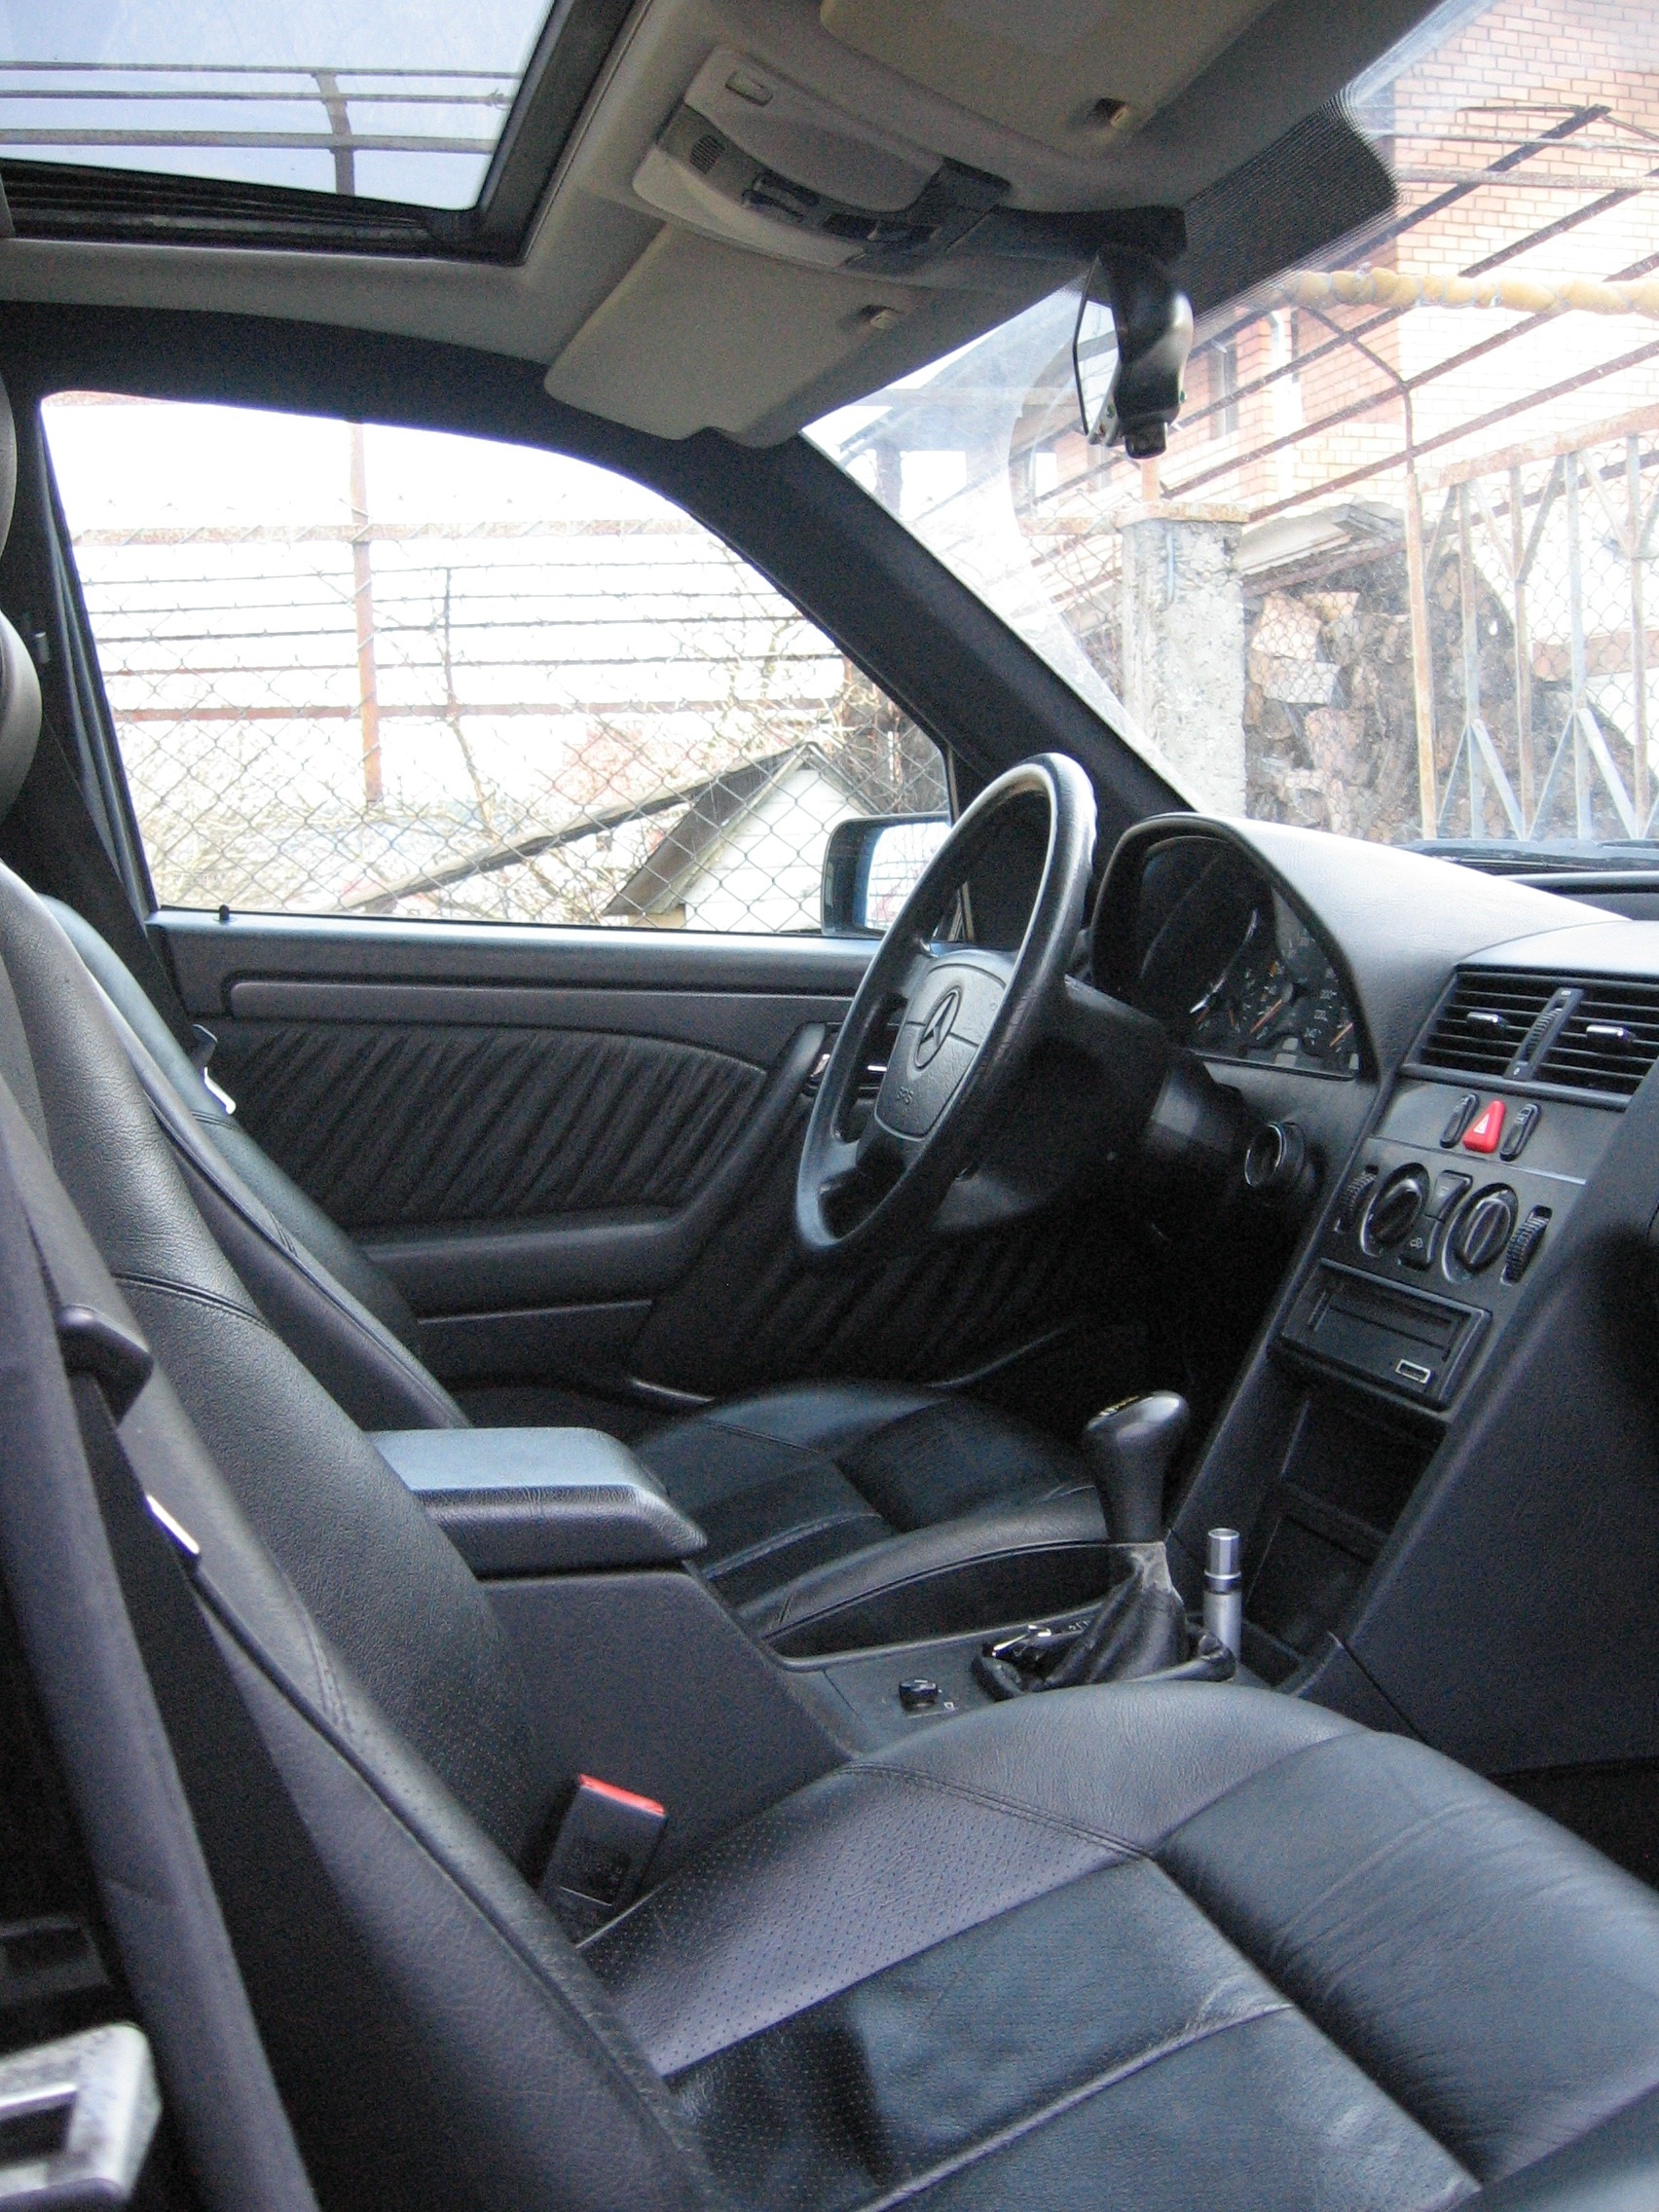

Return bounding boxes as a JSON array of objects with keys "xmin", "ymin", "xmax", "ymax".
[{"xmin": 796, "ymin": 753, "xmax": 1097, "ymax": 1265}]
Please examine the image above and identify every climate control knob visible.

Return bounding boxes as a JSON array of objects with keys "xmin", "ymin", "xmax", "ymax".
[
  {"xmin": 1362, "ymin": 1164, "xmax": 1430, "ymax": 1252},
  {"xmin": 1450, "ymin": 1184, "xmax": 1519, "ymax": 1274}
]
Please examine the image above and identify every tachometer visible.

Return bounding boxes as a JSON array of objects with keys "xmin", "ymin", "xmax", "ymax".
[{"xmin": 1099, "ymin": 833, "xmax": 1361, "ymax": 1077}]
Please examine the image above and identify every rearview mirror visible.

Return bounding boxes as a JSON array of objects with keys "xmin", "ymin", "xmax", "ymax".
[
  {"xmin": 1074, "ymin": 249, "xmax": 1193, "ymax": 460},
  {"xmin": 822, "ymin": 815, "xmax": 950, "ymax": 937}
]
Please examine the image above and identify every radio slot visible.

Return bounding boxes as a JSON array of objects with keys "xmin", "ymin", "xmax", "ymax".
[{"xmin": 1282, "ymin": 1261, "xmax": 1487, "ymax": 1409}]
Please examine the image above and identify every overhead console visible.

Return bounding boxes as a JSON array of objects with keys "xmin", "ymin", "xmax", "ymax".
[
  {"xmin": 541, "ymin": 0, "xmax": 1402, "ymax": 439},
  {"xmin": 635, "ymin": 48, "xmax": 1183, "ymax": 279}
]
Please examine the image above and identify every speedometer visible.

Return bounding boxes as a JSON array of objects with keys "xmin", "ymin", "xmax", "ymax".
[{"xmin": 1097, "ymin": 832, "xmax": 1361, "ymax": 1077}]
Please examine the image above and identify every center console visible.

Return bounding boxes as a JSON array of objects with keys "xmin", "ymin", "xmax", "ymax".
[
  {"xmin": 1280, "ymin": 1078, "xmax": 1612, "ymax": 1413},
  {"xmin": 1174, "ymin": 1055, "xmax": 1626, "ymax": 1700},
  {"xmin": 373, "ymin": 1424, "xmax": 706, "ymax": 1575}
]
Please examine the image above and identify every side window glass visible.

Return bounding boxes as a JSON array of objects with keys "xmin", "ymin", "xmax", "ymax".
[{"xmin": 42, "ymin": 396, "xmax": 947, "ymax": 933}]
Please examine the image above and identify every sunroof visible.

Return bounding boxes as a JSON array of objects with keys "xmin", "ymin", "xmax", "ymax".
[
  {"xmin": 0, "ymin": 1, "xmax": 557, "ymax": 207},
  {"xmin": 0, "ymin": 0, "xmax": 630, "ymax": 257}
]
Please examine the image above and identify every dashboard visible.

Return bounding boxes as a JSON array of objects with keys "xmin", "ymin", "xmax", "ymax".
[
  {"xmin": 1074, "ymin": 809, "xmax": 1659, "ymax": 1783},
  {"xmin": 1093, "ymin": 832, "xmax": 1361, "ymax": 1076}
]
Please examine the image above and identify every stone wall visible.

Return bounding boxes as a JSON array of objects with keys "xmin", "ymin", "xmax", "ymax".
[{"xmin": 1243, "ymin": 554, "xmax": 1422, "ymax": 841}]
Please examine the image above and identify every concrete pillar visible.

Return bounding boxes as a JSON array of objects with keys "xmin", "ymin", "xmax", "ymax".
[{"xmin": 1120, "ymin": 504, "xmax": 1247, "ymax": 814}]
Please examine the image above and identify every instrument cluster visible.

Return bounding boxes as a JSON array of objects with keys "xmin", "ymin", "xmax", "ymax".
[{"xmin": 1095, "ymin": 832, "xmax": 1361, "ymax": 1076}]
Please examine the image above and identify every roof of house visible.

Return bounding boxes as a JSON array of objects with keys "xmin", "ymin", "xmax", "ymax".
[{"xmin": 604, "ymin": 742, "xmax": 866, "ymax": 918}]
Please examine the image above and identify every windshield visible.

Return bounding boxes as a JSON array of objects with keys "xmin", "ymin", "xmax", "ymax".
[
  {"xmin": 808, "ymin": 0, "xmax": 1659, "ymax": 863},
  {"xmin": 0, "ymin": 0, "xmax": 555, "ymax": 208}
]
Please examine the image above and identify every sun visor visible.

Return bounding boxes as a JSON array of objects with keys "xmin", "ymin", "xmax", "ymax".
[
  {"xmin": 1179, "ymin": 100, "xmax": 1395, "ymax": 316},
  {"xmin": 820, "ymin": 0, "xmax": 1278, "ymax": 158}
]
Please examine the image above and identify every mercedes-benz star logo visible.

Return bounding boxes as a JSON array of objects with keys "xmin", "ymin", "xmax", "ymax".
[{"xmin": 913, "ymin": 986, "xmax": 961, "ymax": 1069}]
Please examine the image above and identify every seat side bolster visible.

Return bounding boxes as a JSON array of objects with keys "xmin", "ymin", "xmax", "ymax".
[
  {"xmin": 214, "ymin": 1623, "xmax": 715, "ymax": 2212},
  {"xmin": 180, "ymin": 1150, "xmax": 466, "ymax": 1433},
  {"xmin": 588, "ymin": 1757, "xmax": 1127, "ymax": 2075},
  {"xmin": 0, "ymin": 615, "xmax": 40, "ymax": 820},
  {"xmin": 101, "ymin": 994, "xmax": 465, "ymax": 1433},
  {"xmin": 46, "ymin": 896, "xmax": 427, "ymax": 1353}
]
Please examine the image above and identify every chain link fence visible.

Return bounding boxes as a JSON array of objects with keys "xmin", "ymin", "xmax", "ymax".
[
  {"xmin": 1241, "ymin": 418, "xmax": 1659, "ymax": 844},
  {"xmin": 54, "ymin": 410, "xmax": 945, "ymax": 932}
]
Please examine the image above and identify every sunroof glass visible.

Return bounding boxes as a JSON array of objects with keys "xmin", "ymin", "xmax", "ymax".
[{"xmin": 0, "ymin": 0, "xmax": 558, "ymax": 210}]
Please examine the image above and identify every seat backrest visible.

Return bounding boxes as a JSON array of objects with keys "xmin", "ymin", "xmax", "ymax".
[
  {"xmin": 0, "ymin": 865, "xmax": 527, "ymax": 1837},
  {"xmin": 44, "ymin": 897, "xmax": 462, "ymax": 1424},
  {"xmin": 0, "ymin": 410, "xmax": 498, "ymax": 1787},
  {"xmin": 1, "ymin": 1059, "xmax": 710, "ymax": 2212},
  {"xmin": 46, "ymin": 900, "xmax": 466, "ymax": 1433}
]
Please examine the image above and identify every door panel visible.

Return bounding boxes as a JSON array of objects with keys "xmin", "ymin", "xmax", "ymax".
[
  {"xmin": 157, "ymin": 908, "xmax": 848, "ymax": 1397},
  {"xmin": 216, "ymin": 1019, "xmax": 769, "ymax": 1232},
  {"xmin": 165, "ymin": 908, "xmax": 850, "ymax": 1311},
  {"xmin": 213, "ymin": 1015, "xmax": 824, "ymax": 1309},
  {"xmin": 156, "ymin": 905, "xmax": 1144, "ymax": 1421}
]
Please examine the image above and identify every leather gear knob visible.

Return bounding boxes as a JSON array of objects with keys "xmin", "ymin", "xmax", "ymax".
[{"xmin": 1082, "ymin": 1391, "xmax": 1190, "ymax": 1543}]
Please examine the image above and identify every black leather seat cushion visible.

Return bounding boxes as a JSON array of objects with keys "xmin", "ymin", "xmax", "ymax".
[
  {"xmin": 638, "ymin": 1382, "xmax": 1105, "ymax": 1651},
  {"xmin": 589, "ymin": 1680, "xmax": 1659, "ymax": 2210}
]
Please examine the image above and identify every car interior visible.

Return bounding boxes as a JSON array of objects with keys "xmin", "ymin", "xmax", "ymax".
[{"xmin": 7, "ymin": 1, "xmax": 1659, "ymax": 2208}]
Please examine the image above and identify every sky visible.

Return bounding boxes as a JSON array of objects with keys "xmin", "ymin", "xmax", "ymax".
[
  {"xmin": 0, "ymin": 0, "xmax": 554, "ymax": 203},
  {"xmin": 0, "ymin": 0, "xmax": 549, "ymax": 71}
]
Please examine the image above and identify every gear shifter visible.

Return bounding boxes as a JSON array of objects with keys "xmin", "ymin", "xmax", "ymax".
[
  {"xmin": 1082, "ymin": 1390, "xmax": 1189, "ymax": 1541},
  {"xmin": 975, "ymin": 1392, "xmax": 1195, "ymax": 1699}
]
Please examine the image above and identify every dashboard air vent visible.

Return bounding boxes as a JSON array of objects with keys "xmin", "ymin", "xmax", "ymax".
[
  {"xmin": 1535, "ymin": 981, "xmax": 1659, "ymax": 1098},
  {"xmin": 1415, "ymin": 972, "xmax": 1562, "ymax": 1079}
]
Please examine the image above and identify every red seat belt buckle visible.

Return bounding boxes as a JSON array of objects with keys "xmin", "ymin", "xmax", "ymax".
[{"xmin": 542, "ymin": 1777, "xmax": 665, "ymax": 1938}]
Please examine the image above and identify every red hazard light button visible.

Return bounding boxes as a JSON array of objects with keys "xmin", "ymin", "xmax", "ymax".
[{"xmin": 1461, "ymin": 1099, "xmax": 1506, "ymax": 1154}]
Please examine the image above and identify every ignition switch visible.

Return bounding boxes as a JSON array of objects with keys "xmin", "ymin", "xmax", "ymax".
[{"xmin": 1242, "ymin": 1120, "xmax": 1309, "ymax": 1200}]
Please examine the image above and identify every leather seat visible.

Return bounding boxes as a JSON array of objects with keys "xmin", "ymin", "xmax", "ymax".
[
  {"xmin": 1, "ymin": 600, "xmax": 1658, "ymax": 2206},
  {"xmin": 635, "ymin": 1382, "xmax": 1100, "ymax": 1650},
  {"xmin": 588, "ymin": 1688, "xmax": 1659, "ymax": 2210},
  {"xmin": 13, "ymin": 1070, "xmax": 1659, "ymax": 2210}
]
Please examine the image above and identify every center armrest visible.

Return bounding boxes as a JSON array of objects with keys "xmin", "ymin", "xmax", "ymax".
[{"xmin": 372, "ymin": 1426, "xmax": 707, "ymax": 1577}]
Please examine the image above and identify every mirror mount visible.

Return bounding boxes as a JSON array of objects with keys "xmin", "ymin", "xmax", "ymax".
[{"xmin": 1075, "ymin": 246, "xmax": 1194, "ymax": 461}]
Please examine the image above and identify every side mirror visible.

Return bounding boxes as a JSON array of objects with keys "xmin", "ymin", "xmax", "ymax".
[{"xmin": 822, "ymin": 815, "xmax": 950, "ymax": 937}]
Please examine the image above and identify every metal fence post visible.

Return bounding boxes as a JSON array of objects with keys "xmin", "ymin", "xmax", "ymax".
[
  {"xmin": 348, "ymin": 424, "xmax": 383, "ymax": 811},
  {"xmin": 1628, "ymin": 434, "xmax": 1649, "ymax": 826},
  {"xmin": 1404, "ymin": 462, "xmax": 1437, "ymax": 836}
]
